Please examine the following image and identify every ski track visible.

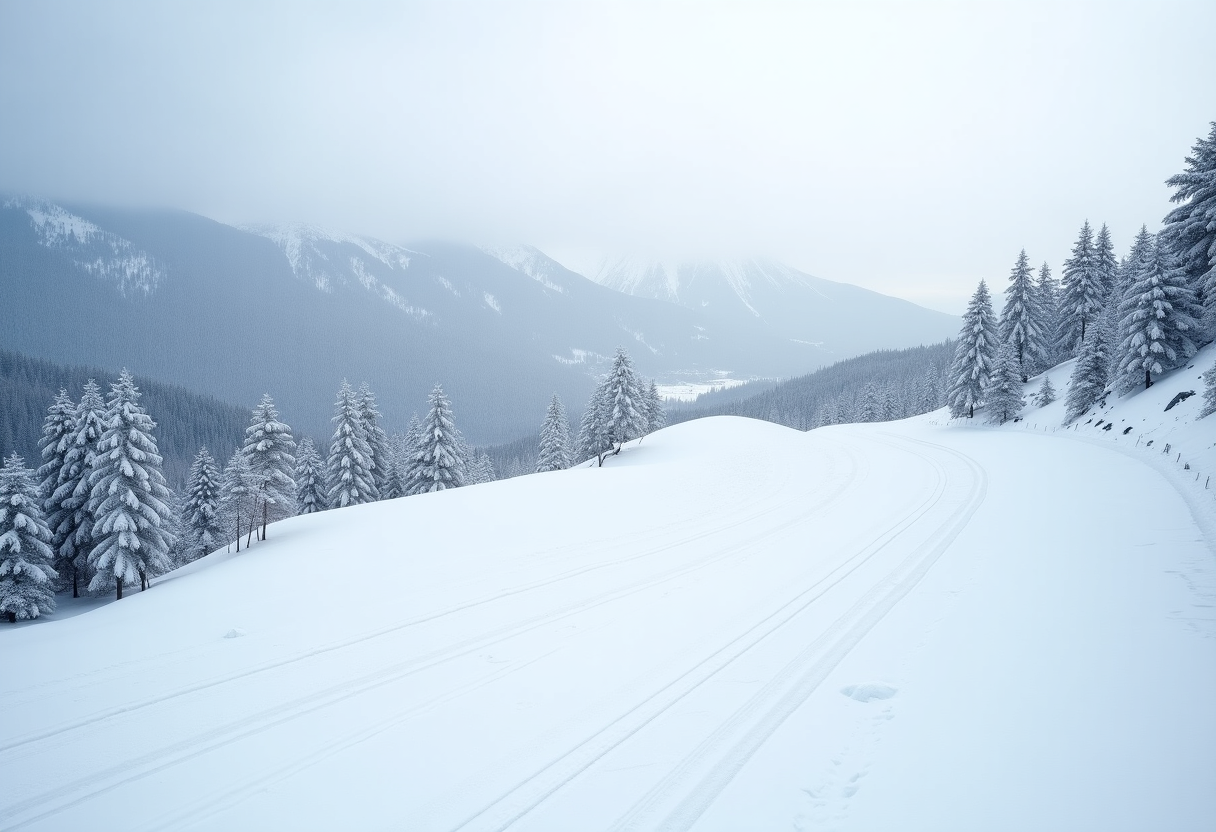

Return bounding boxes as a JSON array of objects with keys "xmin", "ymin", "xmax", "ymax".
[
  {"xmin": 0, "ymin": 442, "xmax": 865, "ymax": 830},
  {"xmin": 433, "ymin": 434, "xmax": 983, "ymax": 832},
  {"xmin": 0, "ymin": 444, "xmax": 845, "ymax": 753},
  {"xmin": 612, "ymin": 435, "xmax": 986, "ymax": 831}
]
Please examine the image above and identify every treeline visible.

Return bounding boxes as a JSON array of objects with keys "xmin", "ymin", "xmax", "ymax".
[
  {"xmin": 0, "ymin": 348, "xmax": 246, "ymax": 485},
  {"xmin": 667, "ymin": 341, "xmax": 954, "ymax": 430},
  {"xmin": 947, "ymin": 123, "xmax": 1216, "ymax": 424}
]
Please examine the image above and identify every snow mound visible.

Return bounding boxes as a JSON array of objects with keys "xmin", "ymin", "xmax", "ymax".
[
  {"xmin": 222, "ymin": 628, "xmax": 246, "ymax": 639},
  {"xmin": 841, "ymin": 682, "xmax": 898, "ymax": 702}
]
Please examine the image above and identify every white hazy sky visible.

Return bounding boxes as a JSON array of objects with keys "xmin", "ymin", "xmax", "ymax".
[{"xmin": 2, "ymin": 1, "xmax": 1214, "ymax": 313}]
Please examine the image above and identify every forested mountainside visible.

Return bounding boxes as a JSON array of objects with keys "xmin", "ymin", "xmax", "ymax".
[
  {"xmin": 668, "ymin": 341, "xmax": 955, "ymax": 430},
  {"xmin": 0, "ymin": 348, "xmax": 246, "ymax": 486},
  {"xmin": 0, "ymin": 198, "xmax": 959, "ymax": 444}
]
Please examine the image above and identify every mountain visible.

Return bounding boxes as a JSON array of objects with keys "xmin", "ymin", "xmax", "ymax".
[
  {"xmin": 585, "ymin": 256, "xmax": 960, "ymax": 358},
  {"xmin": 0, "ymin": 196, "xmax": 958, "ymax": 443}
]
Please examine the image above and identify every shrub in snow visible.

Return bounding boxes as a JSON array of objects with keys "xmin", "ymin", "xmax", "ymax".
[
  {"xmin": 0, "ymin": 454, "xmax": 57, "ymax": 622},
  {"xmin": 1033, "ymin": 375, "xmax": 1057, "ymax": 407}
]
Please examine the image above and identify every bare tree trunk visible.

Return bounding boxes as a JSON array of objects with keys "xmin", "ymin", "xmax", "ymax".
[
  {"xmin": 1145, "ymin": 369, "xmax": 1152, "ymax": 389},
  {"xmin": 246, "ymin": 515, "xmax": 255, "ymax": 549},
  {"xmin": 262, "ymin": 499, "xmax": 268, "ymax": 541},
  {"xmin": 72, "ymin": 566, "xmax": 78, "ymax": 599},
  {"xmin": 117, "ymin": 580, "xmax": 123, "ymax": 600}
]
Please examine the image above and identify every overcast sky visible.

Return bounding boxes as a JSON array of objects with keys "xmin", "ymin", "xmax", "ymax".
[{"xmin": 2, "ymin": 1, "xmax": 1213, "ymax": 313}]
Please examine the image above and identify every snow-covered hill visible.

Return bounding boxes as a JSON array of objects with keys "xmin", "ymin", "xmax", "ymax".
[{"xmin": 2, "ymin": 401, "xmax": 1212, "ymax": 829}]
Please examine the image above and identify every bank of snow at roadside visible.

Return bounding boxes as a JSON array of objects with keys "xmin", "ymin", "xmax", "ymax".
[{"xmin": 0, "ymin": 407, "xmax": 1213, "ymax": 832}]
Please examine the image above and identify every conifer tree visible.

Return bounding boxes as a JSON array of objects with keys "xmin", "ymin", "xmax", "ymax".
[
  {"xmin": 1114, "ymin": 229, "xmax": 1200, "ymax": 391},
  {"xmin": 999, "ymin": 249, "xmax": 1045, "ymax": 381},
  {"xmin": 947, "ymin": 280, "xmax": 997, "ymax": 418},
  {"xmin": 1035, "ymin": 262, "xmax": 1060, "ymax": 367},
  {"xmin": 48, "ymin": 381, "xmax": 105, "ymax": 597},
  {"xmin": 406, "ymin": 384, "xmax": 465, "ymax": 494},
  {"xmin": 1058, "ymin": 221, "xmax": 1104, "ymax": 355},
  {"xmin": 1064, "ymin": 318, "xmax": 1112, "ymax": 422},
  {"xmin": 381, "ymin": 434, "xmax": 407, "ymax": 499},
  {"xmin": 0, "ymin": 454, "xmax": 57, "ymax": 622},
  {"xmin": 242, "ymin": 394, "xmax": 296, "ymax": 540},
  {"xmin": 1033, "ymin": 375, "xmax": 1057, "ymax": 407},
  {"xmin": 1093, "ymin": 223, "xmax": 1119, "ymax": 301},
  {"xmin": 1161, "ymin": 122, "xmax": 1216, "ymax": 336},
  {"xmin": 85, "ymin": 371, "xmax": 174, "ymax": 599},
  {"xmin": 536, "ymin": 394, "xmax": 573, "ymax": 472},
  {"xmin": 1199, "ymin": 359, "xmax": 1216, "ymax": 419},
  {"xmin": 294, "ymin": 438, "xmax": 328, "ymax": 513},
  {"xmin": 357, "ymin": 384, "xmax": 390, "ymax": 501},
  {"xmin": 643, "ymin": 380, "xmax": 666, "ymax": 433},
  {"xmin": 600, "ymin": 347, "xmax": 647, "ymax": 456},
  {"xmin": 221, "ymin": 450, "xmax": 254, "ymax": 550},
  {"xmin": 183, "ymin": 447, "xmax": 223, "ymax": 563},
  {"xmin": 327, "ymin": 380, "xmax": 377, "ymax": 509},
  {"xmin": 466, "ymin": 451, "xmax": 496, "ymax": 485},
  {"xmin": 36, "ymin": 389, "xmax": 75, "ymax": 588},
  {"xmin": 576, "ymin": 385, "xmax": 610, "ymax": 465},
  {"xmin": 857, "ymin": 383, "xmax": 880, "ymax": 422},
  {"xmin": 985, "ymin": 341, "xmax": 1025, "ymax": 425}
]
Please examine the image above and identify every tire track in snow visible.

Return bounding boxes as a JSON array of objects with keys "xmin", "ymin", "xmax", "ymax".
[
  {"xmin": 0, "ymin": 443, "xmax": 854, "ymax": 756},
  {"xmin": 432, "ymin": 434, "xmax": 968, "ymax": 832},
  {"xmin": 610, "ymin": 434, "xmax": 987, "ymax": 832},
  {"xmin": 0, "ymin": 443, "xmax": 864, "ymax": 831}
]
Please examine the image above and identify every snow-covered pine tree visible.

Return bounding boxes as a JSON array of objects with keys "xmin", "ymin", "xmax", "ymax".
[
  {"xmin": 1058, "ymin": 221, "xmax": 1104, "ymax": 356},
  {"xmin": 1161, "ymin": 122, "xmax": 1216, "ymax": 338},
  {"xmin": 947, "ymin": 280, "xmax": 998, "ymax": 418},
  {"xmin": 918, "ymin": 364, "xmax": 942, "ymax": 412},
  {"xmin": 47, "ymin": 380, "xmax": 105, "ymax": 597},
  {"xmin": 163, "ymin": 490, "xmax": 188, "ymax": 568},
  {"xmin": 465, "ymin": 451, "xmax": 496, "ymax": 485},
  {"xmin": 405, "ymin": 384, "xmax": 465, "ymax": 494},
  {"xmin": 293, "ymin": 437, "xmax": 327, "ymax": 513},
  {"xmin": 644, "ymin": 380, "xmax": 666, "ymax": 433},
  {"xmin": 536, "ymin": 393, "xmax": 572, "ymax": 472},
  {"xmin": 1035, "ymin": 262, "xmax": 1061, "ymax": 367},
  {"xmin": 220, "ymin": 450, "xmax": 254, "ymax": 551},
  {"xmin": 183, "ymin": 447, "xmax": 223, "ymax": 563},
  {"xmin": 242, "ymin": 394, "xmax": 296, "ymax": 540},
  {"xmin": 327, "ymin": 380, "xmax": 377, "ymax": 509},
  {"xmin": 1064, "ymin": 314, "xmax": 1113, "ymax": 422},
  {"xmin": 357, "ymin": 384, "xmax": 389, "ymax": 501},
  {"xmin": 1094, "ymin": 223, "xmax": 1119, "ymax": 301},
  {"xmin": 1114, "ymin": 228, "xmax": 1201, "ymax": 391},
  {"xmin": 1033, "ymin": 374, "xmax": 1057, "ymax": 407},
  {"xmin": 599, "ymin": 348, "xmax": 647, "ymax": 458},
  {"xmin": 36, "ymin": 389, "xmax": 75, "ymax": 589},
  {"xmin": 985, "ymin": 341, "xmax": 1025, "ymax": 424},
  {"xmin": 0, "ymin": 454, "xmax": 57, "ymax": 622},
  {"xmin": 1199, "ymin": 359, "xmax": 1216, "ymax": 418},
  {"xmin": 381, "ymin": 434, "xmax": 407, "ymax": 499},
  {"xmin": 857, "ymin": 383, "xmax": 880, "ymax": 422},
  {"xmin": 999, "ymin": 249, "xmax": 1045, "ymax": 381},
  {"xmin": 576, "ymin": 384, "xmax": 610, "ymax": 465},
  {"xmin": 85, "ymin": 371, "xmax": 174, "ymax": 599}
]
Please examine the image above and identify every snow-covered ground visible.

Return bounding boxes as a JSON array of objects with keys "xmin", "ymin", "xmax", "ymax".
[{"xmin": 2, "ymin": 361, "xmax": 1214, "ymax": 831}]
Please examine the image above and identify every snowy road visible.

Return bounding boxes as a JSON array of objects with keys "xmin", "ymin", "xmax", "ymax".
[{"xmin": 1, "ymin": 417, "xmax": 1213, "ymax": 831}]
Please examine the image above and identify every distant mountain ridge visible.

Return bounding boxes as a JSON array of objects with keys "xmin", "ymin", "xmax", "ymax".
[{"xmin": 1, "ymin": 196, "xmax": 959, "ymax": 443}]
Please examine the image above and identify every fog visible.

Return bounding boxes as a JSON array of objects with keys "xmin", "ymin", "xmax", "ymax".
[{"xmin": 2, "ymin": 1, "xmax": 1213, "ymax": 312}]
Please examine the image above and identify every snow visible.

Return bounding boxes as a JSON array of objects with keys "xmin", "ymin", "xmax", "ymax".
[
  {"xmin": 6, "ymin": 196, "xmax": 165, "ymax": 295},
  {"xmin": 656, "ymin": 378, "xmax": 748, "ymax": 402},
  {"xmin": 1, "ymin": 389, "xmax": 1213, "ymax": 830}
]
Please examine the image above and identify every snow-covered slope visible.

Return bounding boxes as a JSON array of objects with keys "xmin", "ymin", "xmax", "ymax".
[{"xmin": 2, "ymin": 410, "xmax": 1212, "ymax": 830}]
